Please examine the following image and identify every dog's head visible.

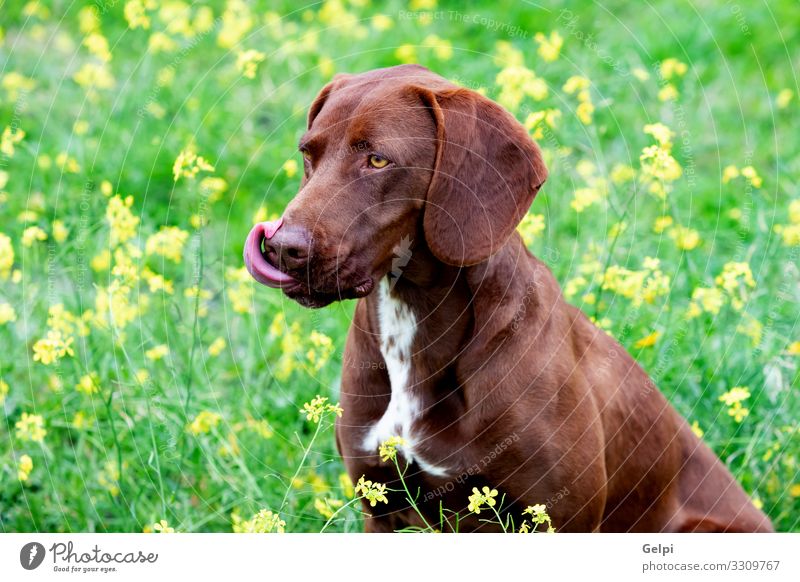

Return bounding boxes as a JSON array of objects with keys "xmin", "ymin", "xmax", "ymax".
[{"xmin": 244, "ymin": 64, "xmax": 547, "ymax": 307}]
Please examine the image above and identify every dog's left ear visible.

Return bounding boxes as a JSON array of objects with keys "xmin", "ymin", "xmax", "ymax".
[{"xmin": 414, "ymin": 87, "xmax": 547, "ymax": 266}]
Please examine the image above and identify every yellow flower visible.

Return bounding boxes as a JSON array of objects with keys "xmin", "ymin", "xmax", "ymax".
[
  {"xmin": 187, "ymin": 410, "xmax": 222, "ymax": 435},
  {"xmin": 17, "ymin": 454, "xmax": 33, "ymax": 482},
  {"xmin": 669, "ymin": 225, "xmax": 700, "ymax": 250},
  {"xmin": 124, "ymin": 0, "xmax": 152, "ymax": 29},
  {"xmin": 1, "ymin": 125, "xmax": 25, "ymax": 156},
  {"xmin": 148, "ymin": 32, "xmax": 177, "ymax": 53},
  {"xmin": 339, "ymin": 472, "xmax": 354, "ymax": 498},
  {"xmin": 643, "ymin": 122, "xmax": 674, "ymax": 148},
  {"xmin": 282, "ymin": 159, "xmax": 298, "ymax": 178},
  {"xmin": 652, "ymin": 216, "xmax": 673, "ymax": 234},
  {"xmin": 521, "ymin": 503, "xmax": 555, "ymax": 532},
  {"xmin": 740, "ymin": 165, "xmax": 762, "ymax": 188},
  {"xmin": 657, "ymin": 84, "xmax": 678, "ymax": 102},
  {"xmin": 722, "ymin": 165, "xmax": 740, "ymax": 183},
  {"xmin": 71, "ymin": 411, "xmax": 92, "ymax": 429},
  {"xmin": 151, "ymin": 519, "xmax": 175, "ymax": 533},
  {"xmin": 378, "ymin": 436, "xmax": 407, "ymax": 463},
  {"xmin": 687, "ymin": 287, "xmax": 725, "ymax": 317},
  {"xmin": 145, "ymin": 344, "xmax": 169, "ymax": 361},
  {"xmin": 736, "ymin": 313, "xmax": 762, "ymax": 347},
  {"xmin": 173, "ymin": 145, "xmax": 215, "ymax": 181},
  {"xmin": 634, "ymin": 331, "xmax": 660, "ymax": 349},
  {"xmin": 98, "ymin": 460, "xmax": 122, "ymax": 496},
  {"xmin": 790, "ymin": 484, "xmax": 800, "ymax": 498},
  {"xmin": 226, "ymin": 266, "xmax": 254, "ymax": 314},
  {"xmin": 371, "ymin": 14, "xmax": 394, "ymax": 31},
  {"xmin": 208, "ymin": 337, "xmax": 226, "ymax": 357},
  {"xmin": 467, "ymin": 486, "xmax": 498, "ymax": 514},
  {"xmin": 21, "ymin": 226, "xmax": 47, "ymax": 247},
  {"xmin": 314, "ymin": 497, "xmax": 344, "ymax": 519},
  {"xmin": 0, "ymin": 302, "xmax": 17, "ymax": 324},
  {"xmin": 0, "ymin": 378, "xmax": 8, "ymax": 405},
  {"xmin": 217, "ymin": 0, "xmax": 254, "ymax": 49},
  {"xmin": 659, "ymin": 58, "xmax": 687, "ymax": 80},
  {"xmin": 0, "ymin": 233, "xmax": 14, "ymax": 279},
  {"xmin": 776, "ymin": 89, "xmax": 793, "ymax": 109},
  {"xmin": 32, "ymin": 330, "xmax": 75, "ymax": 365},
  {"xmin": 83, "ymin": 32, "xmax": 111, "ymax": 61},
  {"xmin": 787, "ymin": 341, "xmax": 800, "ymax": 355},
  {"xmin": 354, "ymin": 475, "xmax": 389, "ymax": 507},
  {"xmin": 236, "ymin": 49, "xmax": 266, "ymax": 79},
  {"xmin": 570, "ymin": 187, "xmax": 603, "ymax": 213},
  {"xmin": 690, "ymin": 420, "xmax": 704, "ymax": 439},
  {"xmin": 2, "ymin": 72, "xmax": 36, "ymax": 101},
  {"xmin": 145, "ymin": 226, "xmax": 189, "ymax": 262},
  {"xmin": 496, "ymin": 66, "xmax": 548, "ymax": 111},
  {"xmin": 301, "ymin": 395, "xmax": 343, "ymax": 423},
  {"xmin": 517, "ymin": 213, "xmax": 545, "ymax": 247},
  {"xmin": 719, "ymin": 387, "xmax": 750, "ymax": 423},
  {"xmin": 15, "ymin": 412, "xmax": 47, "ymax": 442},
  {"xmin": 73, "ymin": 63, "xmax": 115, "ymax": 90},
  {"xmin": 106, "ymin": 195, "xmax": 140, "ymax": 246},
  {"xmin": 394, "ymin": 44, "xmax": 417, "ymax": 64},
  {"xmin": 610, "ymin": 164, "xmax": 635, "ymax": 184},
  {"xmin": 422, "ymin": 35, "xmax": 452, "ymax": 60},
  {"xmin": 52, "ymin": 220, "xmax": 69, "ymax": 243},
  {"xmin": 534, "ymin": 31, "xmax": 563, "ymax": 62},
  {"xmin": 231, "ymin": 509, "xmax": 285, "ymax": 533},
  {"xmin": 75, "ymin": 373, "xmax": 100, "ymax": 395},
  {"xmin": 524, "ymin": 108, "xmax": 561, "ymax": 140}
]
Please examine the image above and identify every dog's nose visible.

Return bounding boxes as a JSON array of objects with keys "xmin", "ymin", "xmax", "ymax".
[{"xmin": 263, "ymin": 224, "xmax": 312, "ymax": 271}]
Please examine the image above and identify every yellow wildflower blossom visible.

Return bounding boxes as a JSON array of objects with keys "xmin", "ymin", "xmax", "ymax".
[
  {"xmin": 776, "ymin": 89, "xmax": 793, "ymax": 109},
  {"xmin": 124, "ymin": 0, "xmax": 152, "ymax": 29},
  {"xmin": 21, "ymin": 226, "xmax": 47, "ymax": 247},
  {"xmin": 16, "ymin": 412, "xmax": 47, "ymax": 442},
  {"xmin": 378, "ymin": 436, "xmax": 407, "ymax": 462},
  {"xmin": 231, "ymin": 509, "xmax": 285, "ymax": 533},
  {"xmin": 1, "ymin": 125, "xmax": 25, "ymax": 157},
  {"xmin": 0, "ymin": 378, "xmax": 8, "ymax": 405},
  {"xmin": 151, "ymin": 519, "xmax": 175, "ymax": 533},
  {"xmin": 354, "ymin": 475, "xmax": 389, "ymax": 507},
  {"xmin": 208, "ymin": 337, "xmax": 226, "ymax": 357},
  {"xmin": 534, "ymin": 31, "xmax": 563, "ymax": 62},
  {"xmin": 0, "ymin": 302, "xmax": 17, "ymax": 324},
  {"xmin": 32, "ymin": 330, "xmax": 75, "ymax": 365},
  {"xmin": 75, "ymin": 373, "xmax": 100, "ymax": 395},
  {"xmin": 2, "ymin": 72, "xmax": 36, "ymax": 101},
  {"xmin": 145, "ymin": 226, "xmax": 189, "ymax": 263},
  {"xmin": 98, "ymin": 460, "xmax": 121, "ymax": 496},
  {"xmin": 669, "ymin": 225, "xmax": 700, "ymax": 250},
  {"xmin": 173, "ymin": 146, "xmax": 215, "ymax": 181},
  {"xmin": 634, "ymin": 331, "xmax": 660, "ymax": 349},
  {"xmin": 660, "ymin": 58, "xmax": 688, "ymax": 80},
  {"xmin": 106, "ymin": 195, "xmax": 140, "ymax": 246},
  {"xmin": 719, "ymin": 386, "xmax": 750, "ymax": 423},
  {"xmin": 0, "ymin": 233, "xmax": 14, "ymax": 279},
  {"xmin": 18, "ymin": 454, "xmax": 33, "ymax": 482},
  {"xmin": 468, "ymin": 486, "xmax": 498, "ymax": 514},
  {"xmin": 301, "ymin": 395, "xmax": 344, "ymax": 423},
  {"xmin": 787, "ymin": 341, "xmax": 800, "ymax": 355},
  {"xmin": 517, "ymin": 213, "xmax": 545, "ymax": 246},
  {"xmin": 145, "ymin": 344, "xmax": 169, "ymax": 361},
  {"xmin": 236, "ymin": 49, "xmax": 266, "ymax": 79},
  {"xmin": 187, "ymin": 410, "xmax": 222, "ymax": 435},
  {"xmin": 314, "ymin": 497, "xmax": 344, "ymax": 519}
]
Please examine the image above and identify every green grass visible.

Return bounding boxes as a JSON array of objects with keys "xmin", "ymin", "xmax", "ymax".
[{"xmin": 0, "ymin": 0, "xmax": 798, "ymax": 532}]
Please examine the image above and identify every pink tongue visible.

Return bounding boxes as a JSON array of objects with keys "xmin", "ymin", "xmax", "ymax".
[{"xmin": 243, "ymin": 218, "xmax": 297, "ymax": 288}]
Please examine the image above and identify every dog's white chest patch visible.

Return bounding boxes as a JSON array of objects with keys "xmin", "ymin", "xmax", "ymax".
[{"xmin": 362, "ymin": 279, "xmax": 448, "ymax": 477}]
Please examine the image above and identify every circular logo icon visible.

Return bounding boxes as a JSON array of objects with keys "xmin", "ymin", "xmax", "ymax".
[{"xmin": 20, "ymin": 542, "xmax": 46, "ymax": 570}]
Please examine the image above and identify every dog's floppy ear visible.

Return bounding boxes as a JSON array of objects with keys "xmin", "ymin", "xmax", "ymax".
[
  {"xmin": 307, "ymin": 73, "xmax": 352, "ymax": 129},
  {"xmin": 415, "ymin": 87, "xmax": 547, "ymax": 266}
]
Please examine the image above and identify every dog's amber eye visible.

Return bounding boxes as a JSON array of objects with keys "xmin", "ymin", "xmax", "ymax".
[
  {"xmin": 301, "ymin": 150, "xmax": 312, "ymax": 163},
  {"xmin": 368, "ymin": 154, "xmax": 389, "ymax": 169}
]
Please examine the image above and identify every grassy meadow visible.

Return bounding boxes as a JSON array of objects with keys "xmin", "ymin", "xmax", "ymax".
[{"xmin": 0, "ymin": 0, "xmax": 799, "ymax": 532}]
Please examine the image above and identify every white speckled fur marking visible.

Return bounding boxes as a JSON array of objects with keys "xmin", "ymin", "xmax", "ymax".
[{"xmin": 362, "ymin": 279, "xmax": 448, "ymax": 476}]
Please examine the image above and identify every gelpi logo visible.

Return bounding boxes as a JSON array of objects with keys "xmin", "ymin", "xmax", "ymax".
[{"xmin": 20, "ymin": 542, "xmax": 46, "ymax": 570}]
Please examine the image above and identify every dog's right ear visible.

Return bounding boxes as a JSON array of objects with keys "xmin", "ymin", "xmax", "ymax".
[{"xmin": 307, "ymin": 73, "xmax": 352, "ymax": 130}]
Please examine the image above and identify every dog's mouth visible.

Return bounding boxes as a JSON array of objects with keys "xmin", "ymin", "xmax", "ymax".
[{"xmin": 244, "ymin": 220, "xmax": 375, "ymax": 308}]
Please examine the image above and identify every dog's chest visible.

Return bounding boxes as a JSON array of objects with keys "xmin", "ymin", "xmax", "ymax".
[{"xmin": 361, "ymin": 280, "xmax": 448, "ymax": 477}]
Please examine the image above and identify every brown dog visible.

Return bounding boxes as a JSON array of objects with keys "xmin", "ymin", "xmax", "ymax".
[{"xmin": 244, "ymin": 64, "xmax": 773, "ymax": 532}]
